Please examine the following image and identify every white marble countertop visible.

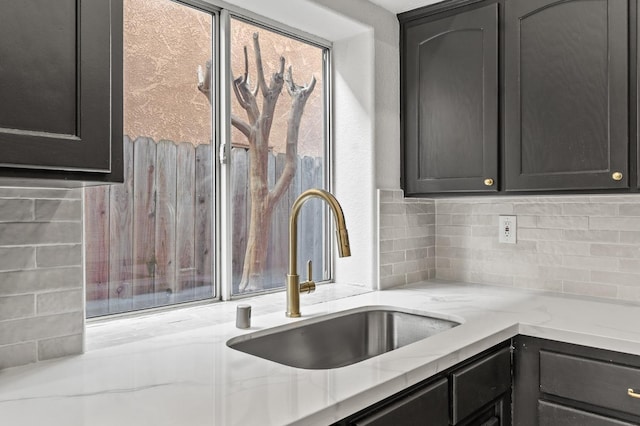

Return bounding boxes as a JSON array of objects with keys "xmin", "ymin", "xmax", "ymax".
[{"xmin": 2, "ymin": 280, "xmax": 640, "ymax": 426}]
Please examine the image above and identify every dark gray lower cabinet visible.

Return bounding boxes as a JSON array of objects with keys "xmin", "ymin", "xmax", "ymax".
[
  {"xmin": 513, "ymin": 336, "xmax": 640, "ymax": 425},
  {"xmin": 335, "ymin": 342, "xmax": 512, "ymax": 426}
]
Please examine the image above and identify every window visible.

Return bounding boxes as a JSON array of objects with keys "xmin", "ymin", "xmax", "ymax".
[
  {"xmin": 229, "ymin": 18, "xmax": 328, "ymax": 296},
  {"xmin": 85, "ymin": 0, "xmax": 215, "ymax": 317},
  {"xmin": 84, "ymin": 2, "xmax": 330, "ymax": 316}
]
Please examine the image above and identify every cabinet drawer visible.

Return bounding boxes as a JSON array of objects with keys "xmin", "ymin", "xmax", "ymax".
[
  {"xmin": 353, "ymin": 378, "xmax": 448, "ymax": 426},
  {"xmin": 451, "ymin": 346, "xmax": 511, "ymax": 424},
  {"xmin": 538, "ymin": 400, "xmax": 635, "ymax": 426},
  {"xmin": 540, "ymin": 350, "xmax": 640, "ymax": 417}
]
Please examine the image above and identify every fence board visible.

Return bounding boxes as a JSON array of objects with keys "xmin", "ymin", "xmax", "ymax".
[
  {"xmin": 85, "ymin": 185, "xmax": 110, "ymax": 317},
  {"xmin": 231, "ymin": 148, "xmax": 248, "ymax": 292},
  {"xmin": 108, "ymin": 136, "xmax": 134, "ymax": 313},
  {"xmin": 155, "ymin": 140, "xmax": 177, "ymax": 304},
  {"xmin": 176, "ymin": 142, "xmax": 196, "ymax": 301},
  {"xmin": 132, "ymin": 137, "xmax": 157, "ymax": 309},
  {"xmin": 195, "ymin": 143, "xmax": 213, "ymax": 294}
]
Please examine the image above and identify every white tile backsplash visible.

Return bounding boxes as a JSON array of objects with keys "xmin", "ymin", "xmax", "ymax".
[
  {"xmin": 0, "ymin": 188, "xmax": 84, "ymax": 369},
  {"xmin": 378, "ymin": 191, "xmax": 640, "ymax": 302}
]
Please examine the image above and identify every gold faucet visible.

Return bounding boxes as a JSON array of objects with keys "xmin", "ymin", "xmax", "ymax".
[{"xmin": 286, "ymin": 189, "xmax": 351, "ymax": 317}]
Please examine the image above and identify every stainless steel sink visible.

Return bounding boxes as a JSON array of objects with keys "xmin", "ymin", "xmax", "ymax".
[{"xmin": 226, "ymin": 307, "xmax": 460, "ymax": 369}]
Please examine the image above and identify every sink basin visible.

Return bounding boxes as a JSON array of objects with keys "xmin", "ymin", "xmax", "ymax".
[{"xmin": 226, "ymin": 306, "xmax": 460, "ymax": 369}]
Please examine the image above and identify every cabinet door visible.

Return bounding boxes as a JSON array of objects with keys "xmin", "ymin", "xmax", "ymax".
[
  {"xmin": 352, "ymin": 378, "xmax": 449, "ymax": 426},
  {"xmin": 402, "ymin": 4, "xmax": 498, "ymax": 194},
  {"xmin": 504, "ymin": 0, "xmax": 628, "ymax": 191},
  {"xmin": 0, "ymin": 0, "xmax": 122, "ymax": 177}
]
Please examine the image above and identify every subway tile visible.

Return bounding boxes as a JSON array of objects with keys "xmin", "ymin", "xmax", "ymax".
[
  {"xmin": 0, "ymin": 199, "xmax": 34, "ymax": 222},
  {"xmin": 539, "ymin": 266, "xmax": 590, "ymax": 282},
  {"xmin": 619, "ymin": 204, "xmax": 640, "ymax": 217},
  {"xmin": 0, "ymin": 188, "xmax": 81, "ymax": 200},
  {"xmin": 516, "ymin": 215, "xmax": 537, "ymax": 228},
  {"xmin": 378, "ymin": 190, "xmax": 403, "ymax": 203},
  {"xmin": 406, "ymin": 270, "xmax": 431, "ymax": 284},
  {"xmin": 407, "ymin": 213, "xmax": 434, "ymax": 226},
  {"xmin": 451, "ymin": 215, "xmax": 474, "ymax": 226},
  {"xmin": 38, "ymin": 333, "xmax": 83, "ymax": 361},
  {"xmin": 436, "ymin": 258, "xmax": 451, "ymax": 268},
  {"xmin": 436, "ymin": 214, "xmax": 452, "ymax": 225},
  {"xmin": 406, "ymin": 203, "xmax": 434, "ymax": 214},
  {"xmin": 562, "ymin": 229, "xmax": 619, "ymax": 243},
  {"xmin": 563, "ymin": 255, "xmax": 618, "ymax": 272},
  {"xmin": 0, "ymin": 295, "xmax": 35, "ymax": 320},
  {"xmin": 406, "ymin": 248, "xmax": 430, "ymax": 261},
  {"xmin": 379, "ymin": 274, "xmax": 406, "ymax": 289},
  {"xmin": 518, "ymin": 228, "xmax": 561, "ymax": 241},
  {"xmin": 537, "ymin": 216, "xmax": 588, "ymax": 229},
  {"xmin": 37, "ymin": 289, "xmax": 84, "ymax": 315},
  {"xmin": 563, "ymin": 281, "xmax": 617, "ymax": 299},
  {"xmin": 473, "ymin": 203, "xmax": 514, "ymax": 215},
  {"xmin": 436, "ymin": 202, "xmax": 473, "ymax": 214},
  {"xmin": 437, "ymin": 225, "xmax": 472, "ymax": 236},
  {"xmin": 591, "ymin": 270, "xmax": 640, "ymax": 287},
  {"xmin": 379, "ymin": 264, "xmax": 393, "ymax": 278},
  {"xmin": 562, "ymin": 203, "xmax": 618, "ymax": 217},
  {"xmin": 379, "ymin": 214, "xmax": 406, "ymax": 228},
  {"xmin": 620, "ymin": 231, "xmax": 640, "ymax": 244},
  {"xmin": 0, "ymin": 312, "xmax": 83, "ymax": 346},
  {"xmin": 0, "ymin": 342, "xmax": 37, "ymax": 369},
  {"xmin": 618, "ymin": 259, "xmax": 640, "ymax": 273},
  {"xmin": 471, "ymin": 226, "xmax": 496, "ymax": 237},
  {"xmin": 35, "ymin": 199, "xmax": 82, "ymax": 221},
  {"xmin": 590, "ymin": 217, "xmax": 640, "ymax": 231},
  {"xmin": 591, "ymin": 244, "xmax": 640, "ymax": 259},
  {"xmin": 380, "ymin": 251, "xmax": 405, "ymax": 266},
  {"xmin": 617, "ymin": 285, "xmax": 640, "ymax": 302},
  {"xmin": 0, "ymin": 267, "xmax": 82, "ymax": 295},
  {"xmin": 379, "ymin": 240, "xmax": 394, "ymax": 254},
  {"xmin": 514, "ymin": 203, "xmax": 562, "ymax": 215},
  {"xmin": 0, "ymin": 222, "xmax": 81, "ymax": 246},
  {"xmin": 406, "ymin": 225, "xmax": 434, "ymax": 238},
  {"xmin": 537, "ymin": 241, "xmax": 590, "ymax": 256},
  {"xmin": 36, "ymin": 244, "xmax": 82, "ymax": 268},
  {"xmin": 0, "ymin": 247, "xmax": 36, "ymax": 271},
  {"xmin": 380, "ymin": 203, "xmax": 406, "ymax": 215},
  {"xmin": 379, "ymin": 226, "xmax": 406, "ymax": 240}
]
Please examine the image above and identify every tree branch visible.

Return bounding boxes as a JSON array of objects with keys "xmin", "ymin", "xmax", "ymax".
[
  {"xmin": 231, "ymin": 114, "xmax": 252, "ymax": 139},
  {"xmin": 197, "ymin": 60, "xmax": 212, "ymax": 104},
  {"xmin": 253, "ymin": 33, "xmax": 269, "ymax": 97}
]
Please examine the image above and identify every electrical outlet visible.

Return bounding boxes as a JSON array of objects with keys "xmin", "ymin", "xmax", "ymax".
[{"xmin": 499, "ymin": 215, "xmax": 516, "ymax": 244}]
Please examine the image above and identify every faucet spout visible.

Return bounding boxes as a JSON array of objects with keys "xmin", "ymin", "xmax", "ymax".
[{"xmin": 286, "ymin": 189, "xmax": 350, "ymax": 317}]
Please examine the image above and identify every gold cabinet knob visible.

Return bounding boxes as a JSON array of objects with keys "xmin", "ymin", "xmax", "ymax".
[
  {"xmin": 612, "ymin": 172, "xmax": 623, "ymax": 181},
  {"xmin": 628, "ymin": 388, "xmax": 640, "ymax": 399},
  {"xmin": 484, "ymin": 178, "xmax": 494, "ymax": 187}
]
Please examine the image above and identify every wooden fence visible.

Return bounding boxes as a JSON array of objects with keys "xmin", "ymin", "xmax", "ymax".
[{"xmin": 85, "ymin": 136, "xmax": 324, "ymax": 316}]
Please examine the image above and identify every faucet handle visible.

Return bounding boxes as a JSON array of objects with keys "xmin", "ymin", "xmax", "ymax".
[{"xmin": 300, "ymin": 260, "xmax": 316, "ymax": 294}]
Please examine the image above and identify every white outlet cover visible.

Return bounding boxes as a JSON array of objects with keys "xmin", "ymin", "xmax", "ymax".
[{"xmin": 499, "ymin": 215, "xmax": 517, "ymax": 244}]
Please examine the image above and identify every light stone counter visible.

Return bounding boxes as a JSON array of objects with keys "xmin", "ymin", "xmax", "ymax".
[{"xmin": 2, "ymin": 280, "xmax": 640, "ymax": 426}]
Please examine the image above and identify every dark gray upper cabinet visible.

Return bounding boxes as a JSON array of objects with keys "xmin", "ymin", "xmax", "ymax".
[
  {"xmin": 0, "ymin": 0, "xmax": 123, "ymax": 185},
  {"xmin": 504, "ymin": 0, "xmax": 628, "ymax": 191},
  {"xmin": 402, "ymin": 4, "xmax": 498, "ymax": 195}
]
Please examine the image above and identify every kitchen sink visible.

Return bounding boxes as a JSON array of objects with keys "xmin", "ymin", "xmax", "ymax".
[{"xmin": 226, "ymin": 306, "xmax": 461, "ymax": 369}]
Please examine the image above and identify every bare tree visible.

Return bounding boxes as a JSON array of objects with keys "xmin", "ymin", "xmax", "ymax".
[{"xmin": 198, "ymin": 33, "xmax": 316, "ymax": 292}]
